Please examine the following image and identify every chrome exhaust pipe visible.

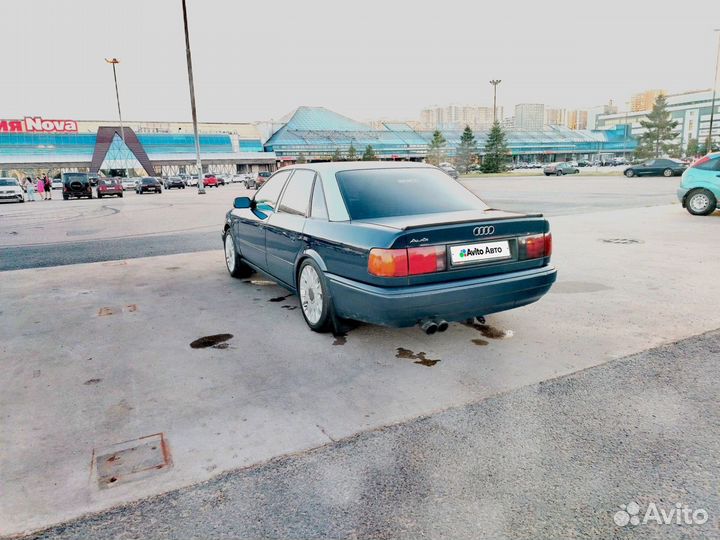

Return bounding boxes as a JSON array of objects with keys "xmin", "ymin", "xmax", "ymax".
[
  {"xmin": 437, "ymin": 320, "xmax": 449, "ymax": 332},
  {"xmin": 420, "ymin": 320, "xmax": 438, "ymax": 335}
]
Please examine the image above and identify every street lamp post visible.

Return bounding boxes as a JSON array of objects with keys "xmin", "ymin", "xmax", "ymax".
[
  {"xmin": 181, "ymin": 0, "xmax": 205, "ymax": 194},
  {"xmin": 707, "ymin": 29, "xmax": 720, "ymax": 153},
  {"xmin": 104, "ymin": 57, "xmax": 129, "ymax": 178},
  {"xmin": 490, "ymin": 80, "xmax": 501, "ymax": 123}
]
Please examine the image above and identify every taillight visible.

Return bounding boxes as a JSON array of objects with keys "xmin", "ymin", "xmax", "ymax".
[
  {"xmin": 407, "ymin": 246, "xmax": 446, "ymax": 275},
  {"xmin": 518, "ymin": 233, "xmax": 552, "ymax": 259},
  {"xmin": 691, "ymin": 156, "xmax": 710, "ymax": 168},
  {"xmin": 368, "ymin": 249, "xmax": 408, "ymax": 277},
  {"xmin": 368, "ymin": 246, "xmax": 447, "ymax": 277}
]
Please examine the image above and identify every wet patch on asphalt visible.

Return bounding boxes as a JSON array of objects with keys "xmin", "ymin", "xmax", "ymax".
[
  {"xmin": 269, "ymin": 294, "xmax": 293, "ymax": 302},
  {"xmin": 551, "ymin": 281, "xmax": 612, "ymax": 294},
  {"xmin": 396, "ymin": 347, "xmax": 440, "ymax": 367},
  {"xmin": 84, "ymin": 378, "xmax": 102, "ymax": 385},
  {"xmin": 332, "ymin": 334, "xmax": 347, "ymax": 346},
  {"xmin": 471, "ymin": 338, "xmax": 489, "ymax": 346},
  {"xmin": 281, "ymin": 305, "xmax": 297, "ymax": 310},
  {"xmin": 190, "ymin": 334, "xmax": 233, "ymax": 349}
]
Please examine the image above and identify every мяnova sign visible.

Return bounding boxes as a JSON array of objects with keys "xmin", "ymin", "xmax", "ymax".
[{"xmin": 0, "ymin": 117, "xmax": 78, "ymax": 133}]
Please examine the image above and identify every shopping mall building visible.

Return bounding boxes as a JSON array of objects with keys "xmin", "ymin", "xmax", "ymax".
[
  {"xmin": 0, "ymin": 117, "xmax": 276, "ymax": 178},
  {"xmin": 0, "ymin": 108, "xmax": 638, "ymax": 178}
]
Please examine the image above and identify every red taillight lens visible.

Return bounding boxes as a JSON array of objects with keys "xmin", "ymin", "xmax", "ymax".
[
  {"xmin": 368, "ymin": 249, "xmax": 408, "ymax": 277},
  {"xmin": 407, "ymin": 246, "xmax": 446, "ymax": 275},
  {"xmin": 691, "ymin": 156, "xmax": 710, "ymax": 168},
  {"xmin": 519, "ymin": 233, "xmax": 552, "ymax": 259}
]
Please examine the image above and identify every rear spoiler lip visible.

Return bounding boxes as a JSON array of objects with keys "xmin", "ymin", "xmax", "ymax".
[{"xmin": 392, "ymin": 212, "xmax": 545, "ymax": 231}]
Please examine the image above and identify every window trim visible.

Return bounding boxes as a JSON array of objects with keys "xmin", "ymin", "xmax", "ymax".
[
  {"xmin": 276, "ymin": 168, "xmax": 316, "ymax": 217},
  {"xmin": 309, "ymin": 174, "xmax": 329, "ymax": 220}
]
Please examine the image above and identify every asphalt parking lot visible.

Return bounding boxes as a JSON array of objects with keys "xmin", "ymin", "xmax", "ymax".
[{"xmin": 1, "ymin": 173, "xmax": 719, "ymax": 538}]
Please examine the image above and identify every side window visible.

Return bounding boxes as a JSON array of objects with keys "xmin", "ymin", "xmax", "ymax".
[
  {"xmin": 695, "ymin": 158, "xmax": 720, "ymax": 171},
  {"xmin": 278, "ymin": 169, "xmax": 315, "ymax": 216},
  {"xmin": 255, "ymin": 170, "xmax": 291, "ymax": 213},
  {"xmin": 644, "ymin": 160, "xmax": 655, "ymax": 167},
  {"xmin": 310, "ymin": 176, "xmax": 328, "ymax": 219}
]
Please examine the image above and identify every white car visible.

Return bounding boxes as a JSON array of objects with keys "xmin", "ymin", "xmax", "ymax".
[
  {"xmin": 121, "ymin": 178, "xmax": 138, "ymax": 191},
  {"xmin": 186, "ymin": 176, "xmax": 199, "ymax": 187},
  {"xmin": 0, "ymin": 177, "xmax": 25, "ymax": 203},
  {"xmin": 231, "ymin": 174, "xmax": 245, "ymax": 183},
  {"xmin": 51, "ymin": 178, "xmax": 63, "ymax": 190}
]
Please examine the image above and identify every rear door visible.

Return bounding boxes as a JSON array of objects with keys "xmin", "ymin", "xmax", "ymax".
[
  {"xmin": 233, "ymin": 169, "xmax": 291, "ymax": 270},
  {"xmin": 265, "ymin": 169, "xmax": 316, "ymax": 287}
]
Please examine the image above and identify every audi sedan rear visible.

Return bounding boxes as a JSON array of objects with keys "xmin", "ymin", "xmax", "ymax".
[{"xmin": 222, "ymin": 162, "xmax": 557, "ymax": 332}]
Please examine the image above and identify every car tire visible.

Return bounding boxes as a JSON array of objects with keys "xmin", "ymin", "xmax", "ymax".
[
  {"xmin": 224, "ymin": 232, "xmax": 253, "ymax": 278},
  {"xmin": 663, "ymin": 168, "xmax": 673, "ymax": 177},
  {"xmin": 297, "ymin": 258, "xmax": 334, "ymax": 333},
  {"xmin": 119, "ymin": 193, "xmax": 123, "ymax": 198},
  {"xmin": 18, "ymin": 196, "xmax": 25, "ymax": 203},
  {"xmin": 63, "ymin": 194, "xmax": 68, "ymax": 200},
  {"xmin": 686, "ymin": 189, "xmax": 717, "ymax": 216},
  {"xmin": 625, "ymin": 169, "xmax": 635, "ymax": 178},
  {"xmin": 544, "ymin": 173, "xmax": 551, "ymax": 176},
  {"xmin": 97, "ymin": 193, "xmax": 102, "ymax": 199},
  {"xmin": 556, "ymin": 170, "xmax": 563, "ymax": 176}
]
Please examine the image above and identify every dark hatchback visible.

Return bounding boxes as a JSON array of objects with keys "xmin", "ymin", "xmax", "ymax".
[
  {"xmin": 136, "ymin": 177, "xmax": 162, "ymax": 194},
  {"xmin": 624, "ymin": 158, "xmax": 686, "ymax": 178},
  {"xmin": 62, "ymin": 172, "xmax": 93, "ymax": 199},
  {"xmin": 222, "ymin": 163, "xmax": 556, "ymax": 332}
]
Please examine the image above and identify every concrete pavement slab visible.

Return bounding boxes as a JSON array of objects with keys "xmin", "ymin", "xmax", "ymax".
[{"xmin": 1, "ymin": 202, "xmax": 719, "ymax": 535}]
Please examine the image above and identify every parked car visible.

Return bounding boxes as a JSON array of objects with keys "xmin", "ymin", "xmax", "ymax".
[
  {"xmin": 51, "ymin": 177, "xmax": 63, "ymax": 189},
  {"xmin": 222, "ymin": 162, "xmax": 556, "ymax": 333},
  {"xmin": 677, "ymin": 152, "xmax": 720, "ymax": 216},
  {"xmin": 0, "ymin": 177, "xmax": 25, "ymax": 203},
  {"xmin": 440, "ymin": 164, "xmax": 459, "ymax": 179},
  {"xmin": 624, "ymin": 158, "xmax": 686, "ymax": 178},
  {"xmin": 96, "ymin": 178, "xmax": 123, "ymax": 198},
  {"xmin": 216, "ymin": 175, "xmax": 226, "ymax": 186},
  {"xmin": 577, "ymin": 159, "xmax": 590, "ymax": 167},
  {"xmin": 186, "ymin": 175, "xmax": 199, "ymax": 187},
  {"xmin": 164, "ymin": 176, "xmax": 186, "ymax": 189},
  {"xmin": 231, "ymin": 174, "xmax": 245, "ymax": 183},
  {"xmin": 136, "ymin": 177, "xmax": 162, "ymax": 194},
  {"xmin": 543, "ymin": 162, "xmax": 579, "ymax": 176},
  {"xmin": 203, "ymin": 173, "xmax": 219, "ymax": 188},
  {"xmin": 121, "ymin": 178, "xmax": 138, "ymax": 191},
  {"xmin": 62, "ymin": 172, "xmax": 92, "ymax": 199},
  {"xmin": 256, "ymin": 171, "xmax": 271, "ymax": 189}
]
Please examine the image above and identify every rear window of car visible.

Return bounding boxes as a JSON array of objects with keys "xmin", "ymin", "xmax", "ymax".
[
  {"xmin": 0, "ymin": 179, "xmax": 18, "ymax": 186},
  {"xmin": 335, "ymin": 167, "xmax": 488, "ymax": 220}
]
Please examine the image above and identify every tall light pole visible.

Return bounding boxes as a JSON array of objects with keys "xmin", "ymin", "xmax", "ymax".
[
  {"xmin": 104, "ymin": 57, "xmax": 129, "ymax": 178},
  {"xmin": 490, "ymin": 80, "xmax": 502, "ymax": 123},
  {"xmin": 707, "ymin": 29, "xmax": 720, "ymax": 153},
  {"xmin": 181, "ymin": 0, "xmax": 205, "ymax": 194}
]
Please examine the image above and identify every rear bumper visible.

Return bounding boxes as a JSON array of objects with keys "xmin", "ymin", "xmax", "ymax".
[{"xmin": 327, "ymin": 265, "xmax": 557, "ymax": 327}]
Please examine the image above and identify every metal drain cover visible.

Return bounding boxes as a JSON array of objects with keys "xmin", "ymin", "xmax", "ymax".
[
  {"xmin": 94, "ymin": 433, "xmax": 172, "ymax": 489},
  {"xmin": 601, "ymin": 238, "xmax": 644, "ymax": 244}
]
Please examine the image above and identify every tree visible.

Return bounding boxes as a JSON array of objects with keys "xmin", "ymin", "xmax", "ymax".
[
  {"xmin": 426, "ymin": 130, "xmax": 447, "ymax": 166},
  {"xmin": 297, "ymin": 151, "xmax": 307, "ymax": 163},
  {"xmin": 455, "ymin": 125, "xmax": 477, "ymax": 173},
  {"xmin": 685, "ymin": 138, "xmax": 699, "ymax": 158},
  {"xmin": 362, "ymin": 145, "xmax": 376, "ymax": 161},
  {"xmin": 347, "ymin": 143, "xmax": 358, "ymax": 161},
  {"xmin": 331, "ymin": 148, "xmax": 343, "ymax": 161},
  {"xmin": 634, "ymin": 94, "xmax": 679, "ymax": 159},
  {"xmin": 481, "ymin": 121, "xmax": 509, "ymax": 173}
]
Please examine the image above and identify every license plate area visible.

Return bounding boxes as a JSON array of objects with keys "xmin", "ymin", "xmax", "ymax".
[{"xmin": 449, "ymin": 239, "xmax": 513, "ymax": 266}]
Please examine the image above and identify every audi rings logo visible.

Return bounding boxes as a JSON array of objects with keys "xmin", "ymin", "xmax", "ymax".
[{"xmin": 473, "ymin": 226, "xmax": 495, "ymax": 236}]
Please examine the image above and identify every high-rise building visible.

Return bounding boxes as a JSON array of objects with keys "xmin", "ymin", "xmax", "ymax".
[
  {"xmin": 419, "ymin": 105, "xmax": 501, "ymax": 131},
  {"xmin": 545, "ymin": 108, "xmax": 567, "ymax": 126},
  {"xmin": 567, "ymin": 110, "xmax": 588, "ymax": 130},
  {"xmin": 515, "ymin": 104, "xmax": 545, "ymax": 131},
  {"xmin": 630, "ymin": 90, "xmax": 664, "ymax": 112}
]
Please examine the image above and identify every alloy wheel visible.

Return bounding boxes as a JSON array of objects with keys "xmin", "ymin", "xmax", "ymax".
[{"xmin": 299, "ymin": 264, "xmax": 323, "ymax": 324}]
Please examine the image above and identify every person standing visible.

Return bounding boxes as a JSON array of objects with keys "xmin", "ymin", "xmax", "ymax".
[
  {"xmin": 43, "ymin": 174, "xmax": 52, "ymax": 200},
  {"xmin": 25, "ymin": 177, "xmax": 36, "ymax": 201},
  {"xmin": 36, "ymin": 176, "xmax": 45, "ymax": 200}
]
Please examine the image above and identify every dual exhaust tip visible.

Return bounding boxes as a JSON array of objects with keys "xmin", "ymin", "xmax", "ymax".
[{"xmin": 420, "ymin": 319, "xmax": 449, "ymax": 335}]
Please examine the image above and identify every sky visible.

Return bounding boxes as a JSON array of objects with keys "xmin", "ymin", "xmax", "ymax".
[{"xmin": 2, "ymin": 0, "xmax": 719, "ymax": 124}]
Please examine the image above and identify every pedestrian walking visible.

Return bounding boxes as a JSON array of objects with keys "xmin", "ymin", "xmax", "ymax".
[
  {"xmin": 36, "ymin": 176, "xmax": 46, "ymax": 200},
  {"xmin": 43, "ymin": 174, "xmax": 52, "ymax": 200},
  {"xmin": 25, "ymin": 177, "xmax": 36, "ymax": 201}
]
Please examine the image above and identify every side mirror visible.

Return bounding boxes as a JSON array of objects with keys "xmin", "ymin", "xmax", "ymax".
[{"xmin": 233, "ymin": 196, "xmax": 252, "ymax": 209}]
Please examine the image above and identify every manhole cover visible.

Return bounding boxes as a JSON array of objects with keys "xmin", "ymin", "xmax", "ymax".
[
  {"xmin": 600, "ymin": 238, "xmax": 644, "ymax": 244},
  {"xmin": 94, "ymin": 433, "xmax": 172, "ymax": 489}
]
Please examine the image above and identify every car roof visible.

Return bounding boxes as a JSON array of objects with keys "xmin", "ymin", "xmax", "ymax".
[{"xmin": 278, "ymin": 161, "xmax": 433, "ymax": 177}]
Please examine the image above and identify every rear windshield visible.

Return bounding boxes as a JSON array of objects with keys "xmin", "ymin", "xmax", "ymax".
[
  {"xmin": 0, "ymin": 179, "xmax": 18, "ymax": 186},
  {"xmin": 335, "ymin": 167, "xmax": 488, "ymax": 220},
  {"xmin": 142, "ymin": 178, "xmax": 156, "ymax": 184}
]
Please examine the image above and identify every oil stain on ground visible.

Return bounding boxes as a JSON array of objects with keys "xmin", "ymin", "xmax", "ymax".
[
  {"xmin": 396, "ymin": 347, "xmax": 440, "ymax": 367},
  {"xmin": 332, "ymin": 334, "xmax": 347, "ymax": 346},
  {"xmin": 463, "ymin": 321, "xmax": 512, "ymax": 340},
  {"xmin": 190, "ymin": 334, "xmax": 233, "ymax": 349},
  {"xmin": 472, "ymin": 338, "xmax": 489, "ymax": 346},
  {"xmin": 281, "ymin": 305, "xmax": 298, "ymax": 311},
  {"xmin": 269, "ymin": 294, "xmax": 292, "ymax": 302}
]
